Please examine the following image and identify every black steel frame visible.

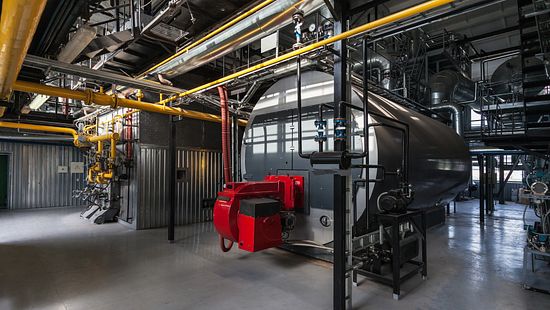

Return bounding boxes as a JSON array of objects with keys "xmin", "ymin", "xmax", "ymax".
[{"xmin": 355, "ymin": 210, "xmax": 427, "ymax": 299}]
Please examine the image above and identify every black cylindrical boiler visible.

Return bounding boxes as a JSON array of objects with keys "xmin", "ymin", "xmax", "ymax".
[{"xmin": 241, "ymin": 71, "xmax": 470, "ymax": 242}]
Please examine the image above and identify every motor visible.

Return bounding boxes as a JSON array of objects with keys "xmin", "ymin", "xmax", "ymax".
[{"xmin": 377, "ymin": 186, "xmax": 414, "ymax": 213}]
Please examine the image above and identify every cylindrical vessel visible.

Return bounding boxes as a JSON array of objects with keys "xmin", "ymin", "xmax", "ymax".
[
  {"xmin": 429, "ymin": 70, "xmax": 475, "ymax": 106},
  {"xmin": 242, "ymin": 71, "xmax": 471, "ymax": 242}
]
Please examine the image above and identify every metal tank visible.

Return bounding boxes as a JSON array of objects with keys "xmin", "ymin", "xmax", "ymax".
[
  {"xmin": 490, "ymin": 56, "xmax": 545, "ymax": 96},
  {"xmin": 241, "ymin": 71, "xmax": 471, "ymax": 243}
]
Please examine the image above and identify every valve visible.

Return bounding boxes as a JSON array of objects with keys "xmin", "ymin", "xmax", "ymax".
[{"xmin": 292, "ymin": 10, "xmax": 305, "ymax": 50}]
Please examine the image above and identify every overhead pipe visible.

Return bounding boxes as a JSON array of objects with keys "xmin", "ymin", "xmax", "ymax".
[
  {"xmin": 147, "ymin": 0, "xmax": 324, "ymax": 78},
  {"xmin": 156, "ymin": 0, "xmax": 455, "ymax": 105},
  {"xmin": 0, "ymin": 121, "xmax": 117, "ymax": 184},
  {"xmin": 0, "ymin": 121, "xmax": 80, "ymax": 145},
  {"xmin": 0, "ymin": 0, "xmax": 48, "ymax": 99},
  {"xmin": 12, "ymin": 80, "xmax": 247, "ymax": 126},
  {"xmin": 142, "ymin": 0, "xmax": 278, "ymax": 77}
]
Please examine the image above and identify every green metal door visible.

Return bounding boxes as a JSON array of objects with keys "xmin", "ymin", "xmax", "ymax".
[{"xmin": 0, "ymin": 155, "xmax": 8, "ymax": 208}]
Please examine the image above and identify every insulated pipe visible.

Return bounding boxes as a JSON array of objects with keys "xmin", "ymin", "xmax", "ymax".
[
  {"xmin": 0, "ymin": 0, "xmax": 48, "ymax": 99},
  {"xmin": 218, "ymin": 86, "xmax": 232, "ymax": 183},
  {"xmin": 156, "ymin": 0, "xmax": 455, "ymax": 104},
  {"xmin": 143, "ymin": 0, "xmax": 277, "ymax": 77},
  {"xmin": 12, "ymin": 80, "xmax": 247, "ymax": 126},
  {"xmin": 431, "ymin": 104, "xmax": 463, "ymax": 136},
  {"xmin": 148, "ymin": 0, "xmax": 324, "ymax": 78}
]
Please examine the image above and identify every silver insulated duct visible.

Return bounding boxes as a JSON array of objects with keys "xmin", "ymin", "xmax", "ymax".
[
  {"xmin": 149, "ymin": 0, "xmax": 325, "ymax": 78},
  {"xmin": 429, "ymin": 70, "xmax": 475, "ymax": 135},
  {"xmin": 429, "ymin": 70, "xmax": 475, "ymax": 106}
]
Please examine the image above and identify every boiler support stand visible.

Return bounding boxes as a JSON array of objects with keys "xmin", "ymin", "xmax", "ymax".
[{"xmin": 355, "ymin": 210, "xmax": 427, "ymax": 300}]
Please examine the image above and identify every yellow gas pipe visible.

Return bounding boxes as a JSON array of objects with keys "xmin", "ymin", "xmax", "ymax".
[
  {"xmin": 86, "ymin": 133, "xmax": 119, "ymax": 184},
  {"xmin": 0, "ymin": 0, "xmax": 48, "ymax": 99},
  {"xmin": 0, "ymin": 121, "xmax": 81, "ymax": 146},
  {"xmin": 155, "ymin": 0, "xmax": 454, "ymax": 105},
  {"xmin": 141, "ymin": 0, "xmax": 276, "ymax": 76},
  {"xmin": 12, "ymin": 80, "xmax": 247, "ymax": 126},
  {"xmin": 0, "ymin": 121, "xmax": 118, "ymax": 184}
]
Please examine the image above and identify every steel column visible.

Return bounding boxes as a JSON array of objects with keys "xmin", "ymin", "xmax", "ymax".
[
  {"xmin": 477, "ymin": 155, "xmax": 485, "ymax": 224},
  {"xmin": 168, "ymin": 116, "xmax": 176, "ymax": 242},
  {"xmin": 486, "ymin": 155, "xmax": 494, "ymax": 215},
  {"xmin": 333, "ymin": 1, "xmax": 350, "ymax": 309},
  {"xmin": 499, "ymin": 155, "xmax": 505, "ymax": 204}
]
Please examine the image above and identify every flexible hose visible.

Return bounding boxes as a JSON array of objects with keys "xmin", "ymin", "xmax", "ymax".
[
  {"xmin": 219, "ymin": 235, "xmax": 234, "ymax": 252},
  {"xmin": 218, "ymin": 86, "xmax": 232, "ymax": 184}
]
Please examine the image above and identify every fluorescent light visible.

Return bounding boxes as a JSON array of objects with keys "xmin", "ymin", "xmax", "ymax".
[{"xmin": 29, "ymin": 94, "xmax": 50, "ymax": 110}]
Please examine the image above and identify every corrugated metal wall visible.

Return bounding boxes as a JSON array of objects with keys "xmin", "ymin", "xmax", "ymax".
[
  {"xmin": 0, "ymin": 141, "xmax": 85, "ymax": 209},
  {"xmin": 137, "ymin": 145, "xmax": 222, "ymax": 229}
]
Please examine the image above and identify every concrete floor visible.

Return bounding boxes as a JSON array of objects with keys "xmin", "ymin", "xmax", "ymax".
[{"xmin": 1, "ymin": 201, "xmax": 549, "ymax": 310}]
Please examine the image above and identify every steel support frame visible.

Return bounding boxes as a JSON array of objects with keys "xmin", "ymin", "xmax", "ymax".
[
  {"xmin": 355, "ymin": 210, "xmax": 427, "ymax": 300},
  {"xmin": 499, "ymin": 155, "xmax": 505, "ymax": 204}
]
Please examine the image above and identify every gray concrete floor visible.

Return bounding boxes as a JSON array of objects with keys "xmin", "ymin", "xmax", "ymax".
[{"xmin": 1, "ymin": 201, "xmax": 550, "ymax": 310}]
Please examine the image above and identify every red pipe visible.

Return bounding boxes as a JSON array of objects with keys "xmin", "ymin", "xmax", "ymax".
[
  {"xmin": 219, "ymin": 235, "xmax": 234, "ymax": 252},
  {"xmin": 218, "ymin": 86, "xmax": 232, "ymax": 184},
  {"xmin": 218, "ymin": 86, "xmax": 233, "ymax": 252}
]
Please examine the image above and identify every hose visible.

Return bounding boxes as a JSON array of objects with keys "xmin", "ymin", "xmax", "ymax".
[
  {"xmin": 218, "ymin": 86, "xmax": 232, "ymax": 184},
  {"xmin": 219, "ymin": 235, "xmax": 234, "ymax": 252}
]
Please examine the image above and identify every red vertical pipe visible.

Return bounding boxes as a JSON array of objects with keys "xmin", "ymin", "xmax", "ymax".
[
  {"xmin": 218, "ymin": 86, "xmax": 232, "ymax": 184},
  {"xmin": 218, "ymin": 86, "xmax": 233, "ymax": 252}
]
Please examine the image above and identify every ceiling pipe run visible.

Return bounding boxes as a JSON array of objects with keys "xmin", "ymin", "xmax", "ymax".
[
  {"xmin": 142, "ymin": 0, "xmax": 277, "ymax": 78},
  {"xmin": 0, "ymin": 121, "xmax": 80, "ymax": 145},
  {"xmin": 12, "ymin": 80, "xmax": 247, "ymax": 126},
  {"xmin": 147, "ymin": 0, "xmax": 325, "ymax": 78},
  {"xmin": 0, "ymin": 0, "xmax": 48, "ymax": 99},
  {"xmin": 157, "ymin": 0, "xmax": 455, "ymax": 105}
]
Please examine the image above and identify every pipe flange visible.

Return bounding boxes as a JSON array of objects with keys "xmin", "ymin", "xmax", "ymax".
[
  {"xmin": 531, "ymin": 181, "xmax": 548, "ymax": 196},
  {"xmin": 111, "ymin": 96, "xmax": 119, "ymax": 109},
  {"xmin": 84, "ymin": 89, "xmax": 93, "ymax": 105}
]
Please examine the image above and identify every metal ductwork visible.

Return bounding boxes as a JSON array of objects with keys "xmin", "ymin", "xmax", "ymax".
[
  {"xmin": 352, "ymin": 55, "xmax": 391, "ymax": 90},
  {"xmin": 431, "ymin": 103, "xmax": 463, "ymax": 136},
  {"xmin": 57, "ymin": 25, "xmax": 97, "ymax": 63},
  {"xmin": 149, "ymin": 0, "xmax": 325, "ymax": 78},
  {"xmin": 0, "ymin": 0, "xmax": 48, "ymax": 99},
  {"xmin": 141, "ymin": 0, "xmax": 190, "ymax": 43},
  {"xmin": 429, "ymin": 70, "xmax": 475, "ymax": 106}
]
